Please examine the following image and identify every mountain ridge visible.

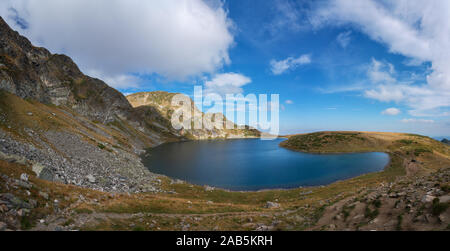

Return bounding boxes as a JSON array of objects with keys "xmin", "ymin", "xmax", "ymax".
[{"xmin": 0, "ymin": 16, "xmax": 259, "ymax": 193}]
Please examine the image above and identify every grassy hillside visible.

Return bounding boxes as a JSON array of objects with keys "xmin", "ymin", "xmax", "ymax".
[
  {"xmin": 281, "ymin": 131, "xmax": 450, "ymax": 174},
  {"xmin": 2, "ymin": 130, "xmax": 449, "ymax": 231}
]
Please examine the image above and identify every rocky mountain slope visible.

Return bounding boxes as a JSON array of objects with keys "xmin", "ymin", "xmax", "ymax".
[
  {"xmin": 127, "ymin": 91, "xmax": 260, "ymax": 139},
  {"xmin": 0, "ymin": 16, "xmax": 259, "ymax": 194}
]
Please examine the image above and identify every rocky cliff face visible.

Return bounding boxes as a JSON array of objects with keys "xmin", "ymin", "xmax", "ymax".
[
  {"xmin": 0, "ymin": 17, "xmax": 131, "ymax": 123},
  {"xmin": 0, "ymin": 16, "xmax": 180, "ymax": 192},
  {"xmin": 0, "ymin": 16, "xmax": 185, "ymax": 148},
  {"xmin": 127, "ymin": 92, "xmax": 260, "ymax": 139}
]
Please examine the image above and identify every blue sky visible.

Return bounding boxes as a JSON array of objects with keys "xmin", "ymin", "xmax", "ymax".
[{"xmin": 1, "ymin": 0, "xmax": 449, "ymax": 136}]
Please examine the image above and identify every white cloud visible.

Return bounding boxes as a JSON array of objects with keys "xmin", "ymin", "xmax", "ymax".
[
  {"xmin": 204, "ymin": 73, "xmax": 251, "ymax": 95},
  {"xmin": 367, "ymin": 58, "xmax": 396, "ymax": 84},
  {"xmin": 270, "ymin": 54, "xmax": 311, "ymax": 75},
  {"xmin": 265, "ymin": 0, "xmax": 303, "ymax": 36},
  {"xmin": 312, "ymin": 0, "xmax": 450, "ymax": 117},
  {"xmin": 364, "ymin": 85, "xmax": 404, "ymax": 102},
  {"xmin": 285, "ymin": 100, "xmax": 294, "ymax": 104},
  {"xmin": 403, "ymin": 58, "xmax": 424, "ymax": 67},
  {"xmin": 336, "ymin": 31, "xmax": 352, "ymax": 48},
  {"xmin": 381, "ymin": 107, "xmax": 401, "ymax": 116},
  {"xmin": 86, "ymin": 70, "xmax": 141, "ymax": 89},
  {"xmin": 0, "ymin": 0, "xmax": 234, "ymax": 87},
  {"xmin": 401, "ymin": 118, "xmax": 434, "ymax": 124}
]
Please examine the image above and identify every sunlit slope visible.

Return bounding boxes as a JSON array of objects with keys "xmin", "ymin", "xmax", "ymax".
[{"xmin": 281, "ymin": 131, "xmax": 450, "ymax": 173}]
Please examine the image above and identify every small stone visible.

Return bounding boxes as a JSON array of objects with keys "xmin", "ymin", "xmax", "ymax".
[
  {"xmin": 32, "ymin": 163, "xmax": 44, "ymax": 177},
  {"xmin": 17, "ymin": 208, "xmax": 30, "ymax": 217},
  {"xmin": 204, "ymin": 185, "xmax": 214, "ymax": 192},
  {"xmin": 86, "ymin": 174, "xmax": 96, "ymax": 183},
  {"xmin": 39, "ymin": 219, "xmax": 45, "ymax": 224},
  {"xmin": 39, "ymin": 191, "xmax": 49, "ymax": 200},
  {"xmin": 265, "ymin": 201, "xmax": 281, "ymax": 209},
  {"xmin": 27, "ymin": 112, "xmax": 33, "ymax": 116},
  {"xmin": 422, "ymin": 195, "xmax": 436, "ymax": 203},
  {"xmin": 438, "ymin": 195, "xmax": 450, "ymax": 203},
  {"xmin": 353, "ymin": 214, "xmax": 364, "ymax": 220},
  {"xmin": 20, "ymin": 173, "xmax": 29, "ymax": 182},
  {"xmin": 0, "ymin": 222, "xmax": 7, "ymax": 231}
]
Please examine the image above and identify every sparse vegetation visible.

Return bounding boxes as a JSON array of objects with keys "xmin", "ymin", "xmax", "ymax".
[
  {"xmin": 432, "ymin": 198, "xmax": 449, "ymax": 216},
  {"xmin": 341, "ymin": 204, "xmax": 355, "ymax": 221},
  {"xmin": 364, "ymin": 206, "xmax": 379, "ymax": 220},
  {"xmin": 396, "ymin": 214, "xmax": 403, "ymax": 231},
  {"xmin": 372, "ymin": 199, "xmax": 382, "ymax": 208}
]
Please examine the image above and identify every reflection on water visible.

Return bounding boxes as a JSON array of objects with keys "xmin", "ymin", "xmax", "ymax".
[{"xmin": 142, "ymin": 138, "xmax": 389, "ymax": 191}]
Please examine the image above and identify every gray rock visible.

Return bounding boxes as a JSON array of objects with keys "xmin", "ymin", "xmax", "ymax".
[
  {"xmin": 39, "ymin": 191, "xmax": 49, "ymax": 200},
  {"xmin": 265, "ymin": 201, "xmax": 280, "ymax": 209},
  {"xmin": 438, "ymin": 195, "xmax": 450, "ymax": 203},
  {"xmin": 204, "ymin": 185, "xmax": 214, "ymax": 192},
  {"xmin": 16, "ymin": 180, "xmax": 32, "ymax": 189},
  {"xmin": 422, "ymin": 195, "xmax": 436, "ymax": 203},
  {"xmin": 255, "ymin": 225, "xmax": 272, "ymax": 231},
  {"xmin": 20, "ymin": 173, "xmax": 29, "ymax": 182},
  {"xmin": 86, "ymin": 174, "xmax": 96, "ymax": 183},
  {"xmin": 32, "ymin": 163, "xmax": 45, "ymax": 177},
  {"xmin": 1, "ymin": 193, "xmax": 33, "ymax": 209},
  {"xmin": 0, "ymin": 222, "xmax": 7, "ymax": 231}
]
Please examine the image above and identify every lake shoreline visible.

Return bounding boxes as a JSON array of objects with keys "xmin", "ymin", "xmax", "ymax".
[{"xmin": 142, "ymin": 137, "xmax": 390, "ymax": 192}]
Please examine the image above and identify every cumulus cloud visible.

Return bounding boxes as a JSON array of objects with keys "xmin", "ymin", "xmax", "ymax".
[
  {"xmin": 0, "ymin": 0, "xmax": 234, "ymax": 88},
  {"xmin": 270, "ymin": 54, "xmax": 311, "ymax": 75},
  {"xmin": 401, "ymin": 118, "xmax": 434, "ymax": 124},
  {"xmin": 381, "ymin": 107, "xmax": 401, "ymax": 116},
  {"xmin": 204, "ymin": 73, "xmax": 252, "ymax": 95},
  {"xmin": 336, "ymin": 31, "xmax": 352, "ymax": 48},
  {"xmin": 312, "ymin": 0, "xmax": 450, "ymax": 117},
  {"xmin": 362, "ymin": 59, "xmax": 450, "ymax": 116}
]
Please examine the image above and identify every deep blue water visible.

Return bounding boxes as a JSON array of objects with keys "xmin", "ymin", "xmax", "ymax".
[{"xmin": 142, "ymin": 138, "xmax": 389, "ymax": 191}]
